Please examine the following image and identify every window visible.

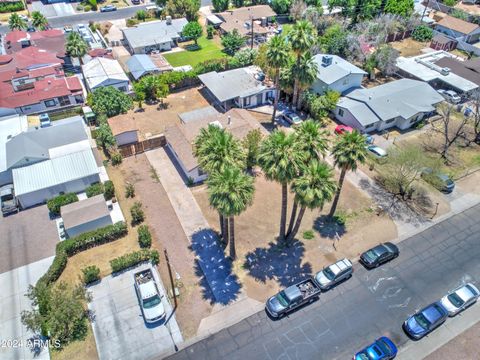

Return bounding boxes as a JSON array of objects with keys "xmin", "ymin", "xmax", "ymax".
[
  {"xmin": 365, "ymin": 123, "xmax": 375, "ymax": 129},
  {"xmin": 338, "ymin": 108, "xmax": 344, "ymax": 117},
  {"xmin": 44, "ymin": 99, "xmax": 56, "ymax": 107},
  {"xmin": 118, "ymin": 86, "xmax": 127, "ymax": 92},
  {"xmin": 74, "ymin": 95, "xmax": 84, "ymax": 104},
  {"xmin": 58, "ymin": 96, "xmax": 70, "ymax": 106},
  {"xmin": 385, "ymin": 118, "xmax": 395, "ymax": 124},
  {"xmin": 243, "ymin": 96, "xmax": 251, "ymax": 107}
]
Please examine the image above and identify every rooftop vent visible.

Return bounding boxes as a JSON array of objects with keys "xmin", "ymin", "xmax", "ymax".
[
  {"xmin": 441, "ymin": 67, "xmax": 450, "ymax": 76},
  {"xmin": 322, "ymin": 55, "xmax": 333, "ymax": 67}
]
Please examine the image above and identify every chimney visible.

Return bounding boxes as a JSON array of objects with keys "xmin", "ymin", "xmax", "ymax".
[
  {"xmin": 227, "ymin": 115, "xmax": 231, "ymax": 125},
  {"xmin": 166, "ymin": 16, "xmax": 172, "ymax": 25}
]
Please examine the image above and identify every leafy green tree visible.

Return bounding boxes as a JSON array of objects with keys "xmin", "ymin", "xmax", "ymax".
[
  {"xmin": 136, "ymin": 10, "xmax": 148, "ymax": 21},
  {"xmin": 231, "ymin": 48, "xmax": 258, "ymax": 67},
  {"xmin": 319, "ymin": 24, "xmax": 349, "ymax": 57},
  {"xmin": 183, "ymin": 21, "xmax": 203, "ymax": 45},
  {"xmin": 287, "ymin": 161, "xmax": 336, "ymax": 241},
  {"xmin": 133, "ymin": 83, "xmax": 146, "ymax": 109},
  {"xmin": 31, "ymin": 11, "xmax": 49, "ymax": 30},
  {"xmin": 221, "ymin": 29, "xmax": 246, "ymax": 55},
  {"xmin": 259, "ymin": 131, "xmax": 305, "ymax": 243},
  {"xmin": 208, "ymin": 166, "xmax": 255, "ymax": 259},
  {"xmin": 212, "ymin": 0, "xmax": 229, "ymax": 12},
  {"xmin": 165, "ymin": 0, "xmax": 200, "ymax": 21},
  {"xmin": 328, "ymin": 0, "xmax": 381, "ymax": 22},
  {"xmin": 8, "ymin": 13, "xmax": 27, "ymax": 31},
  {"xmin": 384, "ymin": 0, "xmax": 414, "ymax": 17},
  {"xmin": 266, "ymin": 35, "xmax": 291, "ymax": 123},
  {"xmin": 207, "ymin": 25, "xmax": 215, "ymax": 39},
  {"xmin": 271, "ymin": 0, "xmax": 293, "ymax": 14},
  {"xmin": 412, "ymin": 25, "xmax": 434, "ymax": 42},
  {"xmin": 232, "ymin": 0, "xmax": 244, "ymax": 6},
  {"xmin": 137, "ymin": 75, "xmax": 169, "ymax": 101},
  {"xmin": 292, "ymin": 52, "xmax": 318, "ymax": 109},
  {"xmin": 89, "ymin": 0, "xmax": 98, "ymax": 11},
  {"xmin": 242, "ymin": 129, "xmax": 263, "ymax": 170},
  {"xmin": 88, "ymin": 86, "xmax": 133, "ymax": 117},
  {"xmin": 66, "ymin": 32, "xmax": 88, "ymax": 64},
  {"xmin": 96, "ymin": 120, "xmax": 116, "ymax": 149},
  {"xmin": 373, "ymin": 44, "xmax": 399, "ymax": 76},
  {"xmin": 329, "ymin": 131, "xmax": 367, "ymax": 217}
]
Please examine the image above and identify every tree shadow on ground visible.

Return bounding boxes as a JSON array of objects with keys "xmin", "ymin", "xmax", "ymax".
[
  {"xmin": 313, "ymin": 215, "xmax": 346, "ymax": 239},
  {"xmin": 243, "ymin": 240, "xmax": 312, "ymax": 288},
  {"xmin": 190, "ymin": 228, "xmax": 241, "ymax": 305}
]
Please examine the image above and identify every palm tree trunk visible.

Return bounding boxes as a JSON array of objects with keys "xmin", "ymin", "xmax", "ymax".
[
  {"xmin": 329, "ymin": 167, "xmax": 347, "ymax": 218},
  {"xmin": 296, "ymin": 88, "xmax": 303, "ymax": 110},
  {"xmin": 279, "ymin": 182, "xmax": 288, "ymax": 243},
  {"xmin": 286, "ymin": 206, "xmax": 306, "ymax": 243},
  {"xmin": 219, "ymin": 213, "xmax": 224, "ymax": 238},
  {"xmin": 229, "ymin": 216, "xmax": 236, "ymax": 260},
  {"xmin": 286, "ymin": 199, "xmax": 298, "ymax": 237},
  {"xmin": 222, "ymin": 214, "xmax": 229, "ymax": 246},
  {"xmin": 271, "ymin": 69, "xmax": 280, "ymax": 124},
  {"xmin": 292, "ymin": 79, "xmax": 299, "ymax": 109}
]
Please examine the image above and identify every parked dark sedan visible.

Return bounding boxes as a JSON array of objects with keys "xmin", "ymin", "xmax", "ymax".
[
  {"xmin": 360, "ymin": 242, "xmax": 399, "ymax": 269},
  {"xmin": 403, "ymin": 302, "xmax": 448, "ymax": 340}
]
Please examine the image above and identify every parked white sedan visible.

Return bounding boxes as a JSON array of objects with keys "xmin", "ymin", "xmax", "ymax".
[{"xmin": 440, "ymin": 283, "xmax": 480, "ymax": 316}]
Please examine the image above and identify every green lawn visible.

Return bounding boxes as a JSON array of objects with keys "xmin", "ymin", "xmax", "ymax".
[{"xmin": 164, "ymin": 36, "xmax": 226, "ymax": 67}]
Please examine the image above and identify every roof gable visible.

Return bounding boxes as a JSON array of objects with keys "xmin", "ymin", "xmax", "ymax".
[
  {"xmin": 437, "ymin": 15, "xmax": 479, "ymax": 35},
  {"xmin": 313, "ymin": 54, "xmax": 367, "ymax": 85}
]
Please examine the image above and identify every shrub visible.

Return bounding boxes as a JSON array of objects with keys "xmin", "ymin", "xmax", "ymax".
[
  {"xmin": 111, "ymin": 151, "xmax": 122, "ymax": 166},
  {"xmin": 110, "ymin": 249, "xmax": 159, "ymax": 273},
  {"xmin": 125, "ymin": 182, "xmax": 135, "ymax": 198},
  {"xmin": 86, "ymin": 182, "xmax": 104, "ymax": 198},
  {"xmin": 130, "ymin": 202, "xmax": 145, "ymax": 225},
  {"xmin": 412, "ymin": 25, "xmax": 433, "ymax": 42},
  {"xmin": 88, "ymin": 0, "xmax": 97, "ymax": 11},
  {"xmin": 37, "ymin": 252, "xmax": 68, "ymax": 287},
  {"xmin": 136, "ymin": 9, "xmax": 147, "ymax": 21},
  {"xmin": 0, "ymin": 1, "xmax": 24, "ymax": 13},
  {"xmin": 333, "ymin": 211, "xmax": 347, "ymax": 226},
  {"xmin": 443, "ymin": 0, "xmax": 457, "ymax": 6},
  {"xmin": 76, "ymin": 5, "xmax": 84, "ymax": 11},
  {"xmin": 302, "ymin": 230, "xmax": 315, "ymax": 240},
  {"xmin": 104, "ymin": 180, "xmax": 115, "ymax": 200},
  {"xmin": 206, "ymin": 25, "xmax": 214, "ymax": 39},
  {"xmin": 84, "ymin": 4, "xmax": 91, "ymax": 11},
  {"xmin": 137, "ymin": 225, "xmax": 152, "ymax": 248},
  {"xmin": 47, "ymin": 193, "xmax": 79, "ymax": 216},
  {"xmin": 126, "ymin": 18, "xmax": 139, "ymax": 27},
  {"xmin": 82, "ymin": 265, "xmax": 100, "ymax": 285}
]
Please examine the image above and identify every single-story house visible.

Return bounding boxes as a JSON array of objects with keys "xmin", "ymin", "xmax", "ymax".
[
  {"xmin": 127, "ymin": 54, "xmax": 161, "ymax": 80},
  {"xmin": 82, "ymin": 57, "xmax": 129, "ymax": 92},
  {"xmin": 122, "ymin": 17, "xmax": 188, "ymax": 54},
  {"xmin": 435, "ymin": 15, "xmax": 480, "ymax": 44},
  {"xmin": 61, "ymin": 194, "xmax": 113, "ymax": 238},
  {"xmin": 396, "ymin": 51, "xmax": 478, "ymax": 95},
  {"xmin": 166, "ymin": 106, "xmax": 268, "ymax": 183},
  {"xmin": 198, "ymin": 66, "xmax": 275, "ymax": 110},
  {"xmin": 334, "ymin": 79, "xmax": 444, "ymax": 133},
  {"xmin": 311, "ymin": 54, "xmax": 367, "ymax": 95},
  {"xmin": 107, "ymin": 117, "xmax": 138, "ymax": 146},
  {"xmin": 434, "ymin": 56, "xmax": 480, "ymax": 89},
  {"xmin": 12, "ymin": 149, "xmax": 100, "ymax": 209},
  {"xmin": 215, "ymin": 5, "xmax": 277, "ymax": 38}
]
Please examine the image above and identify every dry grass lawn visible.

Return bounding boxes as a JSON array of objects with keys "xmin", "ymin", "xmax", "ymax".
[
  {"xmin": 50, "ymin": 324, "xmax": 98, "ymax": 360},
  {"xmin": 391, "ymin": 38, "xmax": 429, "ymax": 57}
]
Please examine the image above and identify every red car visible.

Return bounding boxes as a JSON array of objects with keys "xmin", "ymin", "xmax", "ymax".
[{"xmin": 334, "ymin": 125, "xmax": 354, "ymax": 135}]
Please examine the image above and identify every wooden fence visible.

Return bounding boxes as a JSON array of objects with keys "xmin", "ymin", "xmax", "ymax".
[{"xmin": 118, "ymin": 134, "xmax": 166, "ymax": 158}]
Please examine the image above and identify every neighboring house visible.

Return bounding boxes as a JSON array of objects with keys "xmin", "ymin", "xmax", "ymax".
[
  {"xmin": 126, "ymin": 54, "xmax": 172, "ymax": 80},
  {"xmin": 435, "ymin": 15, "xmax": 480, "ymax": 44},
  {"xmin": 0, "ymin": 112, "xmax": 28, "ymax": 185},
  {"xmin": 122, "ymin": 17, "xmax": 188, "ymax": 54},
  {"xmin": 82, "ymin": 57, "xmax": 129, "ymax": 92},
  {"xmin": 396, "ymin": 51, "xmax": 478, "ymax": 95},
  {"xmin": 198, "ymin": 66, "xmax": 275, "ymax": 110},
  {"xmin": 311, "ymin": 54, "xmax": 367, "ymax": 95},
  {"xmin": 166, "ymin": 106, "xmax": 268, "ymax": 183},
  {"xmin": 430, "ymin": 34, "xmax": 457, "ymax": 51},
  {"xmin": 334, "ymin": 79, "xmax": 444, "ymax": 133},
  {"xmin": 61, "ymin": 194, "xmax": 113, "ymax": 238},
  {"xmin": 3, "ymin": 29, "xmax": 66, "ymax": 57},
  {"xmin": 107, "ymin": 117, "xmax": 138, "ymax": 146}
]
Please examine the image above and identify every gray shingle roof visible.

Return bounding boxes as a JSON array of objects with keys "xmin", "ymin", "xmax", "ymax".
[
  {"xmin": 61, "ymin": 194, "xmax": 110, "ymax": 229},
  {"xmin": 337, "ymin": 97, "xmax": 378, "ymax": 126},
  {"xmin": 313, "ymin": 54, "xmax": 367, "ymax": 85},
  {"xmin": 122, "ymin": 18, "xmax": 188, "ymax": 49},
  {"xmin": 127, "ymin": 54, "xmax": 159, "ymax": 80}
]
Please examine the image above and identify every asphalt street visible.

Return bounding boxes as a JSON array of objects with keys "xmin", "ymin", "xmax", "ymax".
[{"xmin": 167, "ymin": 204, "xmax": 480, "ymax": 360}]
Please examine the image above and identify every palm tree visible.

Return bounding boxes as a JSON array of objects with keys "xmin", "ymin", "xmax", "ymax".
[
  {"xmin": 292, "ymin": 53, "xmax": 318, "ymax": 109},
  {"xmin": 8, "ymin": 13, "xmax": 27, "ymax": 31},
  {"xmin": 288, "ymin": 20, "xmax": 316, "ymax": 108},
  {"xmin": 31, "ymin": 11, "xmax": 49, "ymax": 30},
  {"xmin": 329, "ymin": 131, "xmax": 368, "ymax": 217},
  {"xmin": 207, "ymin": 166, "xmax": 254, "ymax": 260},
  {"xmin": 66, "ymin": 32, "xmax": 88, "ymax": 65},
  {"xmin": 287, "ymin": 161, "xmax": 337, "ymax": 242},
  {"xmin": 265, "ymin": 35, "xmax": 291, "ymax": 124},
  {"xmin": 258, "ymin": 131, "xmax": 305, "ymax": 243},
  {"xmin": 287, "ymin": 119, "xmax": 329, "ymax": 236}
]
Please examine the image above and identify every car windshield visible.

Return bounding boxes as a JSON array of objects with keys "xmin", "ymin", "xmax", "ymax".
[
  {"xmin": 143, "ymin": 294, "xmax": 161, "ymax": 309},
  {"xmin": 1, "ymin": 194, "xmax": 13, "ymax": 201},
  {"xmin": 377, "ymin": 339, "xmax": 391, "ymax": 354},
  {"xmin": 447, "ymin": 293, "xmax": 465, "ymax": 308},
  {"xmin": 414, "ymin": 313, "xmax": 430, "ymax": 329},
  {"xmin": 276, "ymin": 291, "xmax": 289, "ymax": 307},
  {"xmin": 466, "ymin": 284, "xmax": 479, "ymax": 296},
  {"xmin": 363, "ymin": 250, "xmax": 377, "ymax": 261},
  {"xmin": 323, "ymin": 268, "xmax": 335, "ymax": 280},
  {"xmin": 357, "ymin": 352, "xmax": 370, "ymax": 360}
]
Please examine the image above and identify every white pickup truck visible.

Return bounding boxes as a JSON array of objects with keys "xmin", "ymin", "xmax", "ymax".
[{"xmin": 134, "ymin": 268, "xmax": 166, "ymax": 323}]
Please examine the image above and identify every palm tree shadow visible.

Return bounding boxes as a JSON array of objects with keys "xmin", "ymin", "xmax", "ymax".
[
  {"xmin": 313, "ymin": 215, "xmax": 346, "ymax": 239},
  {"xmin": 243, "ymin": 240, "xmax": 312, "ymax": 287},
  {"xmin": 189, "ymin": 228, "xmax": 242, "ymax": 305}
]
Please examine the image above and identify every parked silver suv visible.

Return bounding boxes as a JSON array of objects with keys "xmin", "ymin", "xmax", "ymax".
[{"xmin": 315, "ymin": 258, "xmax": 353, "ymax": 290}]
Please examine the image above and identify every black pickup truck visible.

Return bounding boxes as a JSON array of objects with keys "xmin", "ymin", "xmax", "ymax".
[{"xmin": 266, "ymin": 278, "xmax": 321, "ymax": 318}]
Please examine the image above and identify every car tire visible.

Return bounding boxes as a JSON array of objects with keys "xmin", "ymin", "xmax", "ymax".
[{"xmin": 309, "ymin": 298, "xmax": 314, "ymax": 303}]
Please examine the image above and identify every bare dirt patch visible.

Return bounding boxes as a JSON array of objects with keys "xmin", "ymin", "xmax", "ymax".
[{"xmin": 391, "ymin": 38, "xmax": 429, "ymax": 57}]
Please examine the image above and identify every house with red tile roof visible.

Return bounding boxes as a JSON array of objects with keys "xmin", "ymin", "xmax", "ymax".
[{"xmin": 3, "ymin": 29, "xmax": 66, "ymax": 57}]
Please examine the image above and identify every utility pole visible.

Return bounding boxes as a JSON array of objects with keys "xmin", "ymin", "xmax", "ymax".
[
  {"xmin": 250, "ymin": 15, "xmax": 254, "ymax": 50},
  {"xmin": 421, "ymin": 0, "xmax": 430, "ymax": 23},
  {"xmin": 164, "ymin": 248, "xmax": 177, "ymax": 308}
]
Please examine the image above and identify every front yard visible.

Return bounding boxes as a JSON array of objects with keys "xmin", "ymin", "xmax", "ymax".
[{"xmin": 163, "ymin": 36, "xmax": 226, "ymax": 67}]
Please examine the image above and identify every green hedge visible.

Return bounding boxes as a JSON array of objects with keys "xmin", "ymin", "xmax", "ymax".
[
  {"xmin": 137, "ymin": 225, "xmax": 152, "ymax": 248},
  {"xmin": 110, "ymin": 249, "xmax": 159, "ymax": 273},
  {"xmin": 47, "ymin": 193, "xmax": 79, "ymax": 216},
  {"xmin": 85, "ymin": 180, "xmax": 115, "ymax": 200},
  {"xmin": 86, "ymin": 183, "xmax": 104, "ymax": 198},
  {"xmin": 82, "ymin": 265, "xmax": 100, "ymax": 285},
  {"xmin": 104, "ymin": 180, "xmax": 115, "ymax": 200},
  {"xmin": 0, "ymin": 1, "xmax": 24, "ymax": 13}
]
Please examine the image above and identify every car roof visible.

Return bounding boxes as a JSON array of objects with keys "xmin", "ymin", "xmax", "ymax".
[
  {"xmin": 456, "ymin": 285, "xmax": 476, "ymax": 301},
  {"xmin": 372, "ymin": 244, "xmax": 388, "ymax": 256},
  {"xmin": 422, "ymin": 303, "xmax": 445, "ymax": 323},
  {"xmin": 329, "ymin": 258, "xmax": 352, "ymax": 275}
]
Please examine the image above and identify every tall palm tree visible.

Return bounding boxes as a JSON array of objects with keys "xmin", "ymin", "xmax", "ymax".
[
  {"xmin": 8, "ymin": 13, "xmax": 27, "ymax": 31},
  {"xmin": 265, "ymin": 35, "xmax": 291, "ymax": 124},
  {"xmin": 288, "ymin": 20, "xmax": 316, "ymax": 108},
  {"xmin": 292, "ymin": 53, "xmax": 318, "ymax": 109},
  {"xmin": 258, "ymin": 131, "xmax": 305, "ymax": 243},
  {"xmin": 287, "ymin": 119, "xmax": 329, "ymax": 236},
  {"xmin": 31, "ymin": 11, "xmax": 49, "ymax": 30},
  {"xmin": 329, "ymin": 131, "xmax": 368, "ymax": 217},
  {"xmin": 66, "ymin": 32, "xmax": 88, "ymax": 65},
  {"xmin": 207, "ymin": 166, "xmax": 254, "ymax": 259},
  {"xmin": 287, "ymin": 161, "xmax": 337, "ymax": 242}
]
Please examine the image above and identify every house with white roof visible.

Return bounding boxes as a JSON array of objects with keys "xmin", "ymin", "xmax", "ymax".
[
  {"xmin": 334, "ymin": 79, "xmax": 444, "ymax": 133},
  {"xmin": 311, "ymin": 54, "xmax": 367, "ymax": 95},
  {"xmin": 82, "ymin": 57, "xmax": 129, "ymax": 92}
]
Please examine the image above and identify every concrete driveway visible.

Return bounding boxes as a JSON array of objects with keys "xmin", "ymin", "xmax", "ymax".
[
  {"xmin": 88, "ymin": 264, "xmax": 182, "ymax": 360},
  {"xmin": 0, "ymin": 256, "xmax": 54, "ymax": 360},
  {"xmin": 0, "ymin": 205, "xmax": 58, "ymax": 274}
]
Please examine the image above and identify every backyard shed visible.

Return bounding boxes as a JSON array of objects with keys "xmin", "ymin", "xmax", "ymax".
[
  {"xmin": 107, "ymin": 117, "xmax": 138, "ymax": 146},
  {"xmin": 61, "ymin": 194, "xmax": 112, "ymax": 238}
]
